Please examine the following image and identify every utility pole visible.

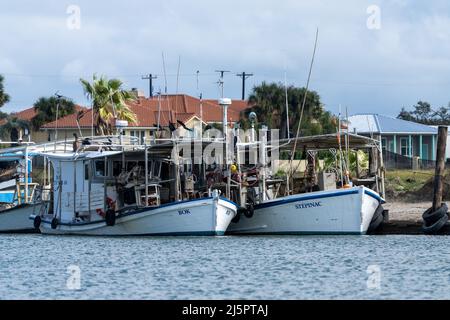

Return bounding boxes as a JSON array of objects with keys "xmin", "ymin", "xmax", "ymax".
[
  {"xmin": 215, "ymin": 70, "xmax": 230, "ymax": 98},
  {"xmin": 141, "ymin": 74, "xmax": 157, "ymax": 98},
  {"xmin": 236, "ymin": 72, "xmax": 253, "ymax": 100}
]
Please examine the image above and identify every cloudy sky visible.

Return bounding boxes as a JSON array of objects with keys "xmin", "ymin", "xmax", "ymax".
[{"xmin": 1, "ymin": 0, "xmax": 450, "ymax": 116}]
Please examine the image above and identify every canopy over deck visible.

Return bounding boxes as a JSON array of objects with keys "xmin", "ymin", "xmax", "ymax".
[{"xmin": 277, "ymin": 133, "xmax": 380, "ymax": 151}]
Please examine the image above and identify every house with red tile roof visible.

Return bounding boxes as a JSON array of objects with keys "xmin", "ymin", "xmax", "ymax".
[
  {"xmin": 40, "ymin": 94, "xmax": 250, "ymax": 143},
  {"xmin": 0, "ymin": 105, "xmax": 86, "ymax": 142}
]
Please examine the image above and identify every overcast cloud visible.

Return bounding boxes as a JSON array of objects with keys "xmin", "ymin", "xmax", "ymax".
[{"xmin": 1, "ymin": 0, "xmax": 450, "ymax": 116}]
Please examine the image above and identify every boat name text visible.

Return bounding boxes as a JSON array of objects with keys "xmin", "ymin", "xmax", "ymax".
[{"xmin": 295, "ymin": 201, "xmax": 322, "ymax": 209}]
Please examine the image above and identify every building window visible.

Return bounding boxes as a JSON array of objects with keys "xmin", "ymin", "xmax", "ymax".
[
  {"xmin": 421, "ymin": 144, "xmax": 429, "ymax": 160},
  {"xmin": 130, "ymin": 130, "xmax": 145, "ymax": 145},
  {"xmin": 381, "ymin": 138, "xmax": 387, "ymax": 151},
  {"xmin": 389, "ymin": 140, "xmax": 395, "ymax": 152},
  {"xmin": 400, "ymin": 137, "xmax": 410, "ymax": 156}
]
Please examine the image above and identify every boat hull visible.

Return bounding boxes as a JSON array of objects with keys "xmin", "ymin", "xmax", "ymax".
[
  {"xmin": 0, "ymin": 203, "xmax": 40, "ymax": 233},
  {"xmin": 38, "ymin": 197, "xmax": 237, "ymax": 236},
  {"xmin": 227, "ymin": 186, "xmax": 383, "ymax": 235}
]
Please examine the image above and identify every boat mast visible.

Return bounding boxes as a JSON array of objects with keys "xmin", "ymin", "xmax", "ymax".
[
  {"xmin": 24, "ymin": 146, "xmax": 28, "ymax": 203},
  {"xmin": 261, "ymin": 126, "xmax": 267, "ymax": 201},
  {"xmin": 288, "ymin": 28, "xmax": 319, "ymax": 194},
  {"xmin": 284, "ymin": 70, "xmax": 290, "ymax": 195},
  {"xmin": 219, "ymin": 98, "xmax": 232, "ymax": 199},
  {"xmin": 145, "ymin": 146, "xmax": 149, "ymax": 206}
]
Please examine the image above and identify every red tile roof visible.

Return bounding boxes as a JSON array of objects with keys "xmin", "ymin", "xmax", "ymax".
[
  {"xmin": 11, "ymin": 107, "xmax": 37, "ymax": 121},
  {"xmin": 0, "ymin": 105, "xmax": 87, "ymax": 127},
  {"xmin": 42, "ymin": 95, "xmax": 251, "ymax": 129}
]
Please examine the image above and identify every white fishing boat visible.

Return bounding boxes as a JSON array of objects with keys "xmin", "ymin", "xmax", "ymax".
[
  {"xmin": 228, "ymin": 185, "xmax": 384, "ymax": 235},
  {"xmin": 227, "ymin": 133, "xmax": 386, "ymax": 235},
  {"xmin": 32, "ymin": 137, "xmax": 237, "ymax": 236}
]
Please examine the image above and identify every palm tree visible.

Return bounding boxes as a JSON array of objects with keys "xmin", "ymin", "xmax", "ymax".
[
  {"xmin": 0, "ymin": 116, "xmax": 30, "ymax": 144},
  {"xmin": 0, "ymin": 75, "xmax": 10, "ymax": 108},
  {"xmin": 80, "ymin": 75, "xmax": 137, "ymax": 135},
  {"xmin": 31, "ymin": 96, "xmax": 76, "ymax": 130},
  {"xmin": 247, "ymin": 82, "xmax": 286, "ymax": 134},
  {"xmin": 246, "ymin": 82, "xmax": 333, "ymax": 138}
]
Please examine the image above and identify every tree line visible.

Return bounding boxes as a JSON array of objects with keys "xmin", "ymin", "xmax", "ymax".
[
  {"xmin": 242, "ymin": 82, "xmax": 337, "ymax": 139},
  {"xmin": 0, "ymin": 76, "xmax": 338, "ymax": 142},
  {"xmin": 0, "ymin": 74, "xmax": 136, "ymax": 142},
  {"xmin": 397, "ymin": 101, "xmax": 450, "ymax": 125}
]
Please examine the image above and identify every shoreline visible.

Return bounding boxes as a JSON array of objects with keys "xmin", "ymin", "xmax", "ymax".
[{"xmin": 373, "ymin": 201, "xmax": 450, "ymax": 235}]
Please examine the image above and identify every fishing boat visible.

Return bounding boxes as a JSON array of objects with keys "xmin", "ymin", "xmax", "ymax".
[
  {"xmin": 0, "ymin": 144, "xmax": 44, "ymax": 233},
  {"xmin": 227, "ymin": 133, "xmax": 386, "ymax": 235},
  {"xmin": 31, "ymin": 136, "xmax": 237, "ymax": 236}
]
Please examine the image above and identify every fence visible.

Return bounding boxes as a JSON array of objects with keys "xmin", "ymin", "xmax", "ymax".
[{"xmin": 383, "ymin": 150, "xmax": 450, "ymax": 170}]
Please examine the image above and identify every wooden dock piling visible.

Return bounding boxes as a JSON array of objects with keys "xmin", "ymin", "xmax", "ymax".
[{"xmin": 432, "ymin": 126, "xmax": 448, "ymax": 212}]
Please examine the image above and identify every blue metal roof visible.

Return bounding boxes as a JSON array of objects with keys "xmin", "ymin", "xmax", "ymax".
[{"xmin": 348, "ymin": 114, "xmax": 437, "ymax": 135}]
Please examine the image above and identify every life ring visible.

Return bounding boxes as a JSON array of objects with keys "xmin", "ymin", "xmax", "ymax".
[
  {"xmin": 33, "ymin": 216, "xmax": 41, "ymax": 229},
  {"xmin": 105, "ymin": 209, "xmax": 116, "ymax": 226},
  {"xmin": 422, "ymin": 203, "xmax": 448, "ymax": 225},
  {"xmin": 244, "ymin": 204, "xmax": 254, "ymax": 218},
  {"xmin": 51, "ymin": 217, "xmax": 58, "ymax": 229}
]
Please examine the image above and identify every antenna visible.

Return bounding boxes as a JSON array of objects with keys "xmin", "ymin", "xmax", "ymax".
[
  {"xmin": 175, "ymin": 56, "xmax": 181, "ymax": 119},
  {"xmin": 215, "ymin": 70, "xmax": 230, "ymax": 98},
  {"xmin": 196, "ymin": 70, "xmax": 200, "ymax": 94},
  {"xmin": 236, "ymin": 72, "xmax": 253, "ymax": 100},
  {"xmin": 162, "ymin": 52, "xmax": 168, "ymax": 94},
  {"xmin": 141, "ymin": 74, "xmax": 157, "ymax": 98}
]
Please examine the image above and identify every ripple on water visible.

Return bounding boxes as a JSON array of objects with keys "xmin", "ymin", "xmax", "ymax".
[{"xmin": 0, "ymin": 234, "xmax": 449, "ymax": 299}]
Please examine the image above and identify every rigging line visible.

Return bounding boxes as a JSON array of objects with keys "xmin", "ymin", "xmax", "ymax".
[
  {"xmin": 175, "ymin": 55, "xmax": 181, "ymax": 122},
  {"xmin": 289, "ymin": 27, "xmax": 319, "ymax": 177},
  {"xmin": 161, "ymin": 52, "xmax": 168, "ymax": 95}
]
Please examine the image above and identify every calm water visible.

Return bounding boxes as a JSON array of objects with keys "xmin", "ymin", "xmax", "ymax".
[{"xmin": 0, "ymin": 234, "xmax": 449, "ymax": 300}]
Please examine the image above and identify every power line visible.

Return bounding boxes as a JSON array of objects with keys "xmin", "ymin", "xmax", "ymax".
[{"xmin": 236, "ymin": 72, "xmax": 253, "ymax": 100}]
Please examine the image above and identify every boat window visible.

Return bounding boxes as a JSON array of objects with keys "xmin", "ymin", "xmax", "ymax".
[
  {"xmin": 126, "ymin": 161, "xmax": 138, "ymax": 171},
  {"xmin": 84, "ymin": 163, "xmax": 89, "ymax": 180},
  {"xmin": 112, "ymin": 161, "xmax": 122, "ymax": 176},
  {"xmin": 154, "ymin": 161, "xmax": 161, "ymax": 177},
  {"xmin": 94, "ymin": 160, "xmax": 108, "ymax": 177}
]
